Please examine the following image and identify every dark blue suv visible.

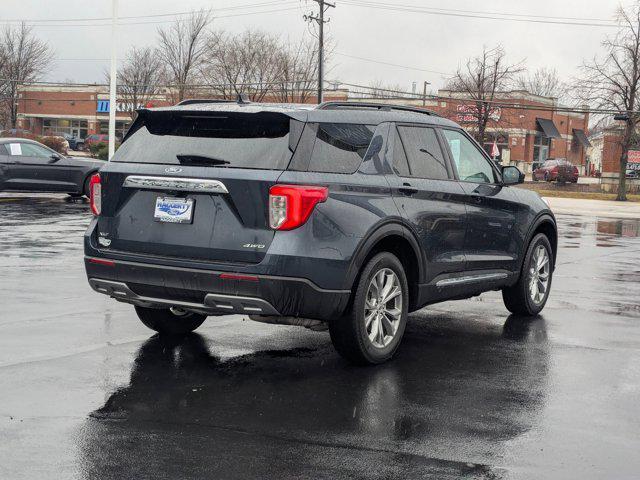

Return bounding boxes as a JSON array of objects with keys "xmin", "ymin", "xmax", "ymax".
[{"xmin": 85, "ymin": 100, "xmax": 557, "ymax": 364}]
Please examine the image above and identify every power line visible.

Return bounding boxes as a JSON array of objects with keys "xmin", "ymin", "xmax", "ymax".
[
  {"xmin": 0, "ymin": 4, "xmax": 302, "ymax": 28},
  {"xmin": 0, "ymin": 1, "xmax": 294, "ymax": 23},
  {"xmin": 339, "ymin": 0, "xmax": 618, "ymax": 28},
  {"xmin": 334, "ymin": 52, "xmax": 450, "ymax": 76},
  {"xmin": 342, "ymin": 0, "xmax": 617, "ymax": 23}
]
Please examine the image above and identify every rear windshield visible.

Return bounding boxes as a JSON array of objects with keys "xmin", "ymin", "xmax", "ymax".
[{"xmin": 112, "ymin": 112, "xmax": 294, "ymax": 170}]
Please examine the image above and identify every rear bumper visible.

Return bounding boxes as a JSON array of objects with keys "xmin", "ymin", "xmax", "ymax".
[{"xmin": 85, "ymin": 256, "xmax": 351, "ymax": 321}]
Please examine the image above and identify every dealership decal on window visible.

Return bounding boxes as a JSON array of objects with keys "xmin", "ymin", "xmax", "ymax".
[{"xmin": 9, "ymin": 143, "xmax": 22, "ymax": 156}]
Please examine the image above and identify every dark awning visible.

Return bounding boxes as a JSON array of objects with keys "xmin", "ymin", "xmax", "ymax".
[
  {"xmin": 573, "ymin": 129, "xmax": 592, "ymax": 148},
  {"xmin": 536, "ymin": 118, "xmax": 561, "ymax": 138}
]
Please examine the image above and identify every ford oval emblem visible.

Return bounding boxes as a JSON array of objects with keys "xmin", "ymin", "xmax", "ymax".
[{"xmin": 165, "ymin": 167, "xmax": 182, "ymax": 173}]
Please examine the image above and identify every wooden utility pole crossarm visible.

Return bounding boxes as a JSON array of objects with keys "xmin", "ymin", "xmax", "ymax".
[{"xmin": 304, "ymin": 0, "xmax": 335, "ymax": 104}]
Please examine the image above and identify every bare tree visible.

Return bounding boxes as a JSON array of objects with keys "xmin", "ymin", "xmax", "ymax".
[
  {"xmin": 157, "ymin": 10, "xmax": 210, "ymax": 102},
  {"xmin": 0, "ymin": 23, "xmax": 52, "ymax": 128},
  {"xmin": 366, "ymin": 80, "xmax": 407, "ymax": 99},
  {"xmin": 272, "ymin": 38, "xmax": 319, "ymax": 104},
  {"xmin": 516, "ymin": 67, "xmax": 566, "ymax": 99},
  {"xmin": 203, "ymin": 30, "xmax": 285, "ymax": 102},
  {"xmin": 106, "ymin": 47, "xmax": 165, "ymax": 120},
  {"xmin": 446, "ymin": 46, "xmax": 523, "ymax": 143},
  {"xmin": 578, "ymin": 3, "xmax": 640, "ymax": 201}
]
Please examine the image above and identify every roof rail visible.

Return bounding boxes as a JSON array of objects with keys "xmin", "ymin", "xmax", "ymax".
[
  {"xmin": 176, "ymin": 99, "xmax": 235, "ymax": 106},
  {"xmin": 177, "ymin": 94, "xmax": 252, "ymax": 106},
  {"xmin": 317, "ymin": 101, "xmax": 439, "ymax": 117}
]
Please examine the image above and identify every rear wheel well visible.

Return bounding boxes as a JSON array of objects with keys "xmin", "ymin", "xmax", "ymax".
[
  {"xmin": 531, "ymin": 220, "xmax": 557, "ymax": 267},
  {"xmin": 355, "ymin": 235, "xmax": 420, "ymax": 311}
]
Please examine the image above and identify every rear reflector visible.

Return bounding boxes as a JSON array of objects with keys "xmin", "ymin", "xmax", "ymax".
[
  {"xmin": 269, "ymin": 184, "xmax": 328, "ymax": 230},
  {"xmin": 89, "ymin": 258, "xmax": 115, "ymax": 267},
  {"xmin": 220, "ymin": 273, "xmax": 259, "ymax": 282},
  {"xmin": 89, "ymin": 173, "xmax": 101, "ymax": 216}
]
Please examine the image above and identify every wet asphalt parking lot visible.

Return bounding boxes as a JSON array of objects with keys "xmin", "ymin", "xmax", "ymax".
[{"xmin": 1, "ymin": 194, "xmax": 640, "ymax": 479}]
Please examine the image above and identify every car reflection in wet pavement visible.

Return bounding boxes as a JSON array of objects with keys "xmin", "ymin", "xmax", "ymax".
[{"xmin": 1, "ymin": 194, "xmax": 639, "ymax": 480}]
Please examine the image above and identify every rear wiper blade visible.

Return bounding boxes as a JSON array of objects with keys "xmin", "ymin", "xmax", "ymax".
[{"xmin": 176, "ymin": 154, "xmax": 231, "ymax": 166}]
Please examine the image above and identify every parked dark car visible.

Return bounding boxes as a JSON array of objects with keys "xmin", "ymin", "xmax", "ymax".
[
  {"xmin": 626, "ymin": 168, "xmax": 640, "ymax": 179},
  {"xmin": 533, "ymin": 158, "xmax": 579, "ymax": 183},
  {"xmin": 84, "ymin": 100, "xmax": 557, "ymax": 364},
  {"xmin": 0, "ymin": 138, "xmax": 104, "ymax": 197}
]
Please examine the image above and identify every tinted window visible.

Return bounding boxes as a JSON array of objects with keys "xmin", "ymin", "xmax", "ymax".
[
  {"xmin": 442, "ymin": 129, "xmax": 496, "ymax": 184},
  {"xmin": 397, "ymin": 126, "xmax": 449, "ymax": 179},
  {"xmin": 392, "ymin": 128, "xmax": 410, "ymax": 176},
  {"xmin": 113, "ymin": 112, "xmax": 293, "ymax": 170},
  {"xmin": 307, "ymin": 123, "xmax": 374, "ymax": 173},
  {"xmin": 0, "ymin": 144, "xmax": 9, "ymax": 155}
]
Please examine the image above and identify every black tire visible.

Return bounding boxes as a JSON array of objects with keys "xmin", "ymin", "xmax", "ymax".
[
  {"xmin": 329, "ymin": 252, "xmax": 409, "ymax": 365},
  {"xmin": 502, "ymin": 233, "xmax": 553, "ymax": 316},
  {"xmin": 134, "ymin": 306, "xmax": 206, "ymax": 335}
]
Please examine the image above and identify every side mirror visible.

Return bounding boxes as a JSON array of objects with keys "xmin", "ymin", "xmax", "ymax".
[
  {"xmin": 48, "ymin": 154, "xmax": 61, "ymax": 163},
  {"xmin": 501, "ymin": 165, "xmax": 525, "ymax": 185}
]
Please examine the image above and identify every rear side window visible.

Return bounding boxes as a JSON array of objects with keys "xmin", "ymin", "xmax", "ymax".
[
  {"xmin": 396, "ymin": 126, "xmax": 449, "ymax": 180},
  {"xmin": 307, "ymin": 123, "xmax": 375, "ymax": 174},
  {"xmin": 112, "ymin": 112, "xmax": 293, "ymax": 170}
]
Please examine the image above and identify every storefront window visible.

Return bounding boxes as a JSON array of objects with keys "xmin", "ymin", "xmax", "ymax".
[
  {"xmin": 533, "ymin": 133, "xmax": 551, "ymax": 164},
  {"xmin": 43, "ymin": 118, "xmax": 88, "ymax": 139},
  {"xmin": 99, "ymin": 120, "xmax": 130, "ymax": 140}
]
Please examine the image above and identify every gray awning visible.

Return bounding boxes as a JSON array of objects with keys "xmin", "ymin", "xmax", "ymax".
[
  {"xmin": 573, "ymin": 129, "xmax": 591, "ymax": 148},
  {"xmin": 536, "ymin": 118, "xmax": 561, "ymax": 139}
]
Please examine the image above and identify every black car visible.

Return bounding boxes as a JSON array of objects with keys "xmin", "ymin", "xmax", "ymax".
[
  {"xmin": 84, "ymin": 100, "xmax": 557, "ymax": 364},
  {"xmin": 0, "ymin": 138, "xmax": 104, "ymax": 197}
]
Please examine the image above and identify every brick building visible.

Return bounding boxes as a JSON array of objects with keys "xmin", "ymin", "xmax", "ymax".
[
  {"xmin": 366, "ymin": 89, "xmax": 591, "ymax": 174},
  {"xmin": 587, "ymin": 125, "xmax": 640, "ymax": 192},
  {"xmin": 15, "ymin": 85, "xmax": 589, "ymax": 175},
  {"xmin": 15, "ymin": 84, "xmax": 173, "ymax": 140}
]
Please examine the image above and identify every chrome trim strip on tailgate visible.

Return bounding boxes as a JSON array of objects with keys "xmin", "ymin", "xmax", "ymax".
[{"xmin": 123, "ymin": 176, "xmax": 229, "ymax": 193}]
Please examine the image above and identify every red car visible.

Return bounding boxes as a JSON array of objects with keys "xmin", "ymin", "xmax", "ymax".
[
  {"xmin": 533, "ymin": 159, "xmax": 579, "ymax": 183},
  {"xmin": 82, "ymin": 134, "xmax": 110, "ymax": 150}
]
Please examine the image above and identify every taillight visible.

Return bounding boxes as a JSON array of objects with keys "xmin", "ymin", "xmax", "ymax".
[
  {"xmin": 269, "ymin": 184, "xmax": 328, "ymax": 230},
  {"xmin": 90, "ymin": 173, "xmax": 101, "ymax": 216},
  {"xmin": 551, "ymin": 167, "xmax": 558, "ymax": 174}
]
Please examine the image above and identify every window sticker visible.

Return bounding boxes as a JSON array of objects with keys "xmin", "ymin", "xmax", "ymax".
[{"xmin": 9, "ymin": 143, "xmax": 22, "ymax": 156}]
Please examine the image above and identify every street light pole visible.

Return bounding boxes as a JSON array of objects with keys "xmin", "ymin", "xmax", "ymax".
[{"xmin": 108, "ymin": 0, "xmax": 118, "ymax": 160}]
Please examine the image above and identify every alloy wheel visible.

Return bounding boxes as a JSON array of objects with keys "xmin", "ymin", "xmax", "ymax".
[
  {"xmin": 528, "ymin": 245, "xmax": 550, "ymax": 305},
  {"xmin": 364, "ymin": 268, "xmax": 402, "ymax": 348}
]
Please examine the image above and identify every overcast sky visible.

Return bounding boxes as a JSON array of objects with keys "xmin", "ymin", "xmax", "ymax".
[{"xmin": 0, "ymin": 0, "xmax": 627, "ymax": 93}]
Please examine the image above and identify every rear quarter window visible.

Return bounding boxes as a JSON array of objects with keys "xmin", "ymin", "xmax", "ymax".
[{"xmin": 307, "ymin": 123, "xmax": 375, "ymax": 174}]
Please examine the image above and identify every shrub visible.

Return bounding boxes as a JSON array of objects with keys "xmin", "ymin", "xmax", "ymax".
[
  {"xmin": 90, "ymin": 142, "xmax": 109, "ymax": 160},
  {"xmin": 39, "ymin": 136, "xmax": 68, "ymax": 155}
]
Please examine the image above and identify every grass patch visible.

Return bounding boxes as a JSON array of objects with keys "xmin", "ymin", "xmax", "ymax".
[{"xmin": 533, "ymin": 190, "xmax": 640, "ymax": 202}]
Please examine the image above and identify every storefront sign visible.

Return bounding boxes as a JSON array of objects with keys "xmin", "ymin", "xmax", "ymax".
[
  {"xmin": 629, "ymin": 150, "xmax": 640, "ymax": 170},
  {"xmin": 96, "ymin": 100, "xmax": 146, "ymax": 113},
  {"xmin": 456, "ymin": 104, "xmax": 501, "ymax": 123}
]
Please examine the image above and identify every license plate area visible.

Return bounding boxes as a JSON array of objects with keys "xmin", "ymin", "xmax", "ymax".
[{"xmin": 154, "ymin": 197, "xmax": 194, "ymax": 224}]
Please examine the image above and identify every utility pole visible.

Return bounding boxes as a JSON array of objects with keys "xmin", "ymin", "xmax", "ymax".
[
  {"xmin": 108, "ymin": 0, "xmax": 118, "ymax": 160},
  {"xmin": 304, "ymin": 0, "xmax": 335, "ymax": 104}
]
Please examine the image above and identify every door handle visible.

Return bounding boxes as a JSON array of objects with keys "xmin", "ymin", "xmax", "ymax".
[{"xmin": 399, "ymin": 182, "xmax": 418, "ymax": 195}]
